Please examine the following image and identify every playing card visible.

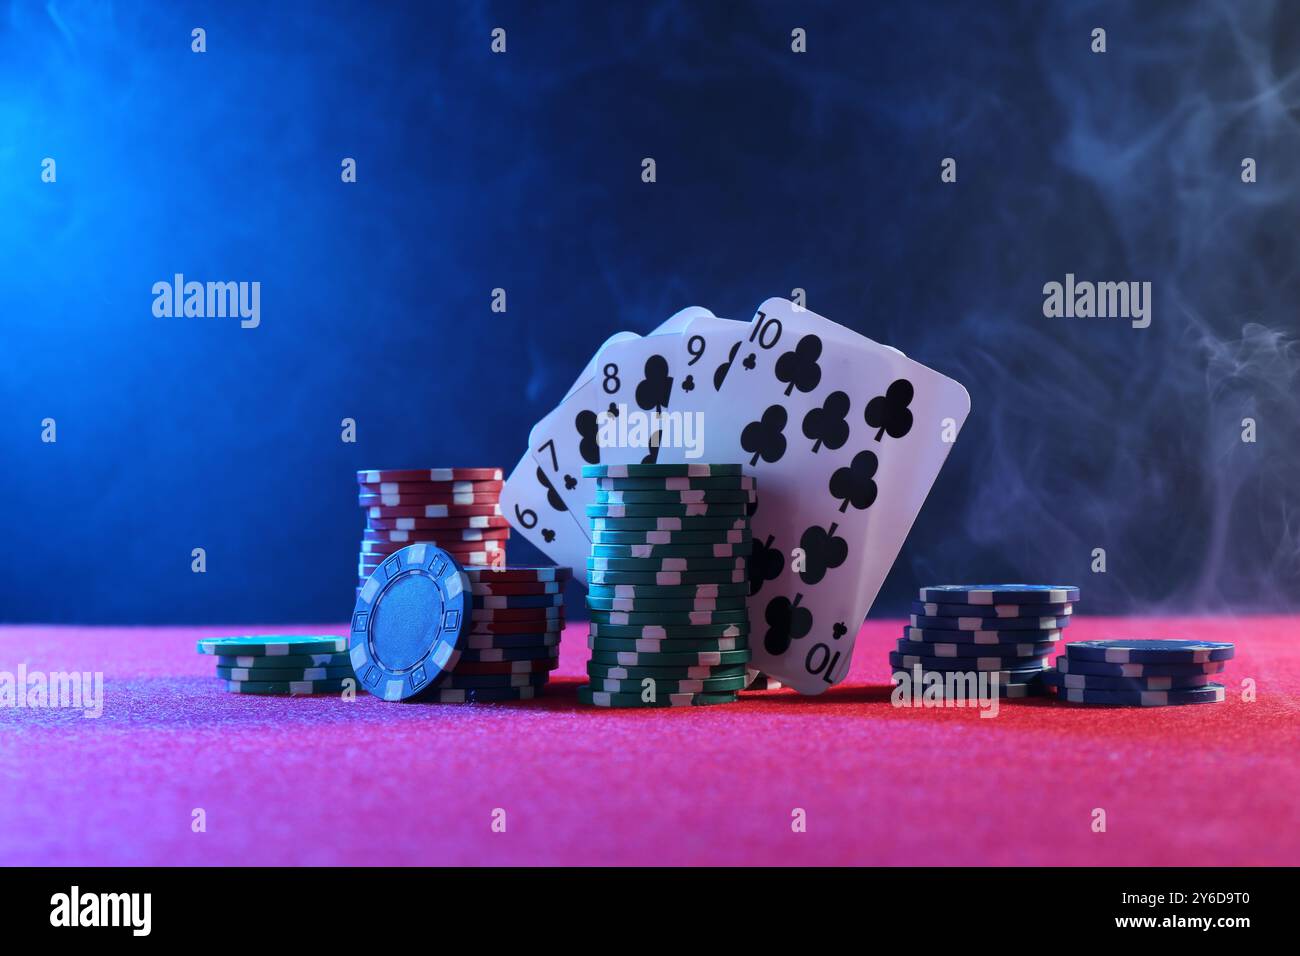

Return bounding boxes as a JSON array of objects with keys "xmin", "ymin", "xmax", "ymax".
[
  {"xmin": 695, "ymin": 298, "xmax": 971, "ymax": 694},
  {"xmin": 527, "ymin": 308, "xmax": 714, "ymax": 525},
  {"xmin": 499, "ymin": 454, "xmax": 591, "ymax": 576},
  {"xmin": 501, "ymin": 332, "xmax": 640, "ymax": 575},
  {"xmin": 655, "ymin": 314, "xmax": 750, "ymax": 465}
]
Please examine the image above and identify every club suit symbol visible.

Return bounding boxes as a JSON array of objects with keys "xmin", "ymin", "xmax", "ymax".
[
  {"xmin": 713, "ymin": 341, "xmax": 741, "ymax": 392},
  {"xmin": 797, "ymin": 522, "xmax": 847, "ymax": 585},
  {"xmin": 749, "ymin": 534, "xmax": 784, "ymax": 596},
  {"xmin": 763, "ymin": 593, "xmax": 812, "ymax": 655},
  {"xmin": 575, "ymin": 410, "xmax": 602, "ymax": 479},
  {"xmin": 829, "ymin": 450, "xmax": 878, "ymax": 513},
  {"xmin": 774, "ymin": 334, "xmax": 823, "ymax": 397},
  {"xmin": 802, "ymin": 390, "xmax": 850, "ymax": 453},
  {"xmin": 535, "ymin": 466, "xmax": 568, "ymax": 512},
  {"xmin": 864, "ymin": 379, "xmax": 914, "ymax": 441},
  {"xmin": 635, "ymin": 355, "xmax": 673, "ymax": 413},
  {"xmin": 741, "ymin": 404, "xmax": 787, "ymax": 466}
]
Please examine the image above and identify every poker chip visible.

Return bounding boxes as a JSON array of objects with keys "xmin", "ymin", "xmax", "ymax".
[
  {"xmin": 918, "ymin": 584, "xmax": 1081, "ymax": 605},
  {"xmin": 588, "ymin": 621, "xmax": 747, "ymax": 639},
  {"xmin": 587, "ymin": 569, "xmax": 748, "ymax": 586},
  {"xmin": 586, "ymin": 596, "xmax": 748, "ymax": 613},
  {"xmin": 587, "ymin": 662, "xmax": 749, "ymax": 681},
  {"xmin": 432, "ymin": 672, "xmax": 548, "ymax": 690},
  {"xmin": 364, "ymin": 527, "xmax": 511, "ymax": 543},
  {"xmin": 591, "ymin": 543, "xmax": 752, "ymax": 559},
  {"xmin": 587, "ymin": 583, "xmax": 747, "ymax": 600},
  {"xmin": 215, "ymin": 652, "xmax": 350, "ymax": 669},
  {"xmin": 889, "ymin": 665, "xmax": 1050, "ymax": 686},
  {"xmin": 1037, "ymin": 639, "xmax": 1234, "ymax": 708},
  {"xmin": 904, "ymin": 626, "xmax": 1063, "ymax": 645},
  {"xmin": 197, "ymin": 635, "xmax": 348, "ymax": 656},
  {"xmin": 589, "ymin": 635, "xmax": 748, "ymax": 653},
  {"xmin": 1051, "ymin": 682, "xmax": 1226, "ymax": 707},
  {"xmin": 358, "ymin": 468, "xmax": 504, "ymax": 483},
  {"xmin": 366, "ymin": 553, "xmax": 501, "ymax": 570},
  {"xmin": 578, "ymin": 462, "xmax": 754, "ymax": 707},
  {"xmin": 470, "ymin": 580, "xmax": 564, "ymax": 596},
  {"xmin": 588, "ymin": 609, "xmax": 750, "ymax": 627},
  {"xmin": 424, "ymin": 686, "xmax": 540, "ymax": 703},
  {"xmin": 366, "ymin": 504, "xmax": 503, "ymax": 518},
  {"xmin": 463, "ymin": 566, "xmax": 572, "ymax": 583},
  {"xmin": 587, "ymin": 556, "xmax": 745, "ymax": 572},
  {"xmin": 471, "ymin": 593, "xmax": 565, "ymax": 609},
  {"xmin": 589, "ymin": 516, "xmax": 749, "ymax": 532},
  {"xmin": 895, "ymin": 638, "xmax": 1054, "ymax": 659},
  {"xmin": 586, "ymin": 503, "xmax": 749, "ymax": 518},
  {"xmin": 593, "ymin": 475, "xmax": 755, "ymax": 491},
  {"xmin": 577, "ymin": 687, "xmax": 739, "ymax": 707},
  {"xmin": 910, "ymin": 600, "xmax": 1073, "ymax": 619},
  {"xmin": 593, "ymin": 489, "xmax": 754, "ymax": 505},
  {"xmin": 1040, "ymin": 668, "xmax": 1214, "ymax": 692},
  {"xmin": 451, "ymin": 658, "xmax": 559, "ymax": 675},
  {"xmin": 216, "ymin": 665, "xmax": 354, "ymax": 682},
  {"xmin": 473, "ymin": 608, "xmax": 564, "ymax": 624},
  {"xmin": 742, "ymin": 670, "xmax": 784, "ymax": 691},
  {"xmin": 1054, "ymin": 656, "xmax": 1226, "ymax": 678},
  {"xmin": 365, "ymin": 515, "xmax": 510, "ymax": 530},
  {"xmin": 582, "ymin": 464, "xmax": 745, "ymax": 478},
  {"xmin": 459, "ymin": 645, "xmax": 560, "ymax": 662},
  {"xmin": 587, "ymin": 673, "xmax": 749, "ymax": 694},
  {"xmin": 591, "ymin": 530, "xmax": 751, "ymax": 546},
  {"xmin": 358, "ymin": 493, "xmax": 502, "ymax": 507},
  {"xmin": 224, "ymin": 679, "xmax": 351, "ymax": 695},
  {"xmin": 350, "ymin": 543, "xmax": 470, "ymax": 701},
  {"xmin": 357, "ymin": 479, "xmax": 505, "ymax": 495},
  {"xmin": 888, "ymin": 651, "xmax": 1051, "ymax": 674},
  {"xmin": 588, "ymin": 648, "xmax": 751, "ymax": 667},
  {"xmin": 909, "ymin": 614, "xmax": 1073, "ymax": 632},
  {"xmin": 464, "ymin": 632, "xmax": 561, "ymax": 649},
  {"xmin": 1062, "ymin": 639, "xmax": 1235, "ymax": 664},
  {"xmin": 361, "ymin": 538, "xmax": 503, "ymax": 555},
  {"xmin": 467, "ymin": 618, "xmax": 563, "ymax": 634},
  {"xmin": 889, "ymin": 671, "xmax": 1047, "ymax": 699}
]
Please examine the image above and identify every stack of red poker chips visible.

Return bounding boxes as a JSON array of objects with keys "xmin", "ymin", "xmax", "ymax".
[
  {"xmin": 355, "ymin": 467, "xmax": 509, "ymax": 596},
  {"xmin": 426, "ymin": 565, "xmax": 573, "ymax": 701}
]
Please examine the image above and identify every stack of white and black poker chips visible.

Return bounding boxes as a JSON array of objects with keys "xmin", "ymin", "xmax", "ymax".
[
  {"xmin": 889, "ymin": 584, "xmax": 1081, "ymax": 698},
  {"xmin": 1043, "ymin": 639, "xmax": 1232, "ymax": 707},
  {"xmin": 355, "ymin": 467, "xmax": 508, "ymax": 599}
]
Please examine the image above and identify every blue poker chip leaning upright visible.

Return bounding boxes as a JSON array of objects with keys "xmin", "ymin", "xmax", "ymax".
[{"xmin": 351, "ymin": 543, "xmax": 471, "ymax": 701}]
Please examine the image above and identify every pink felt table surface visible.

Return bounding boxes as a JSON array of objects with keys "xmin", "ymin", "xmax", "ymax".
[{"xmin": 0, "ymin": 615, "xmax": 1295, "ymax": 866}]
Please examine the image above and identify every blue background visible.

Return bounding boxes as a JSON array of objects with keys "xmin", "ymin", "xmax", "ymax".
[{"xmin": 3, "ymin": 0, "xmax": 1298, "ymax": 624}]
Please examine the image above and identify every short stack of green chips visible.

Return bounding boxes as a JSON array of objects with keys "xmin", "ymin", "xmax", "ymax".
[
  {"xmin": 578, "ymin": 463, "xmax": 753, "ymax": 708},
  {"xmin": 195, "ymin": 635, "xmax": 355, "ymax": 694}
]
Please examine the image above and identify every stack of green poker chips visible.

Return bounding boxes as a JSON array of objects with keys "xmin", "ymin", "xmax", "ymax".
[
  {"xmin": 577, "ymin": 464, "xmax": 755, "ymax": 708},
  {"xmin": 196, "ymin": 635, "xmax": 355, "ymax": 695}
]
